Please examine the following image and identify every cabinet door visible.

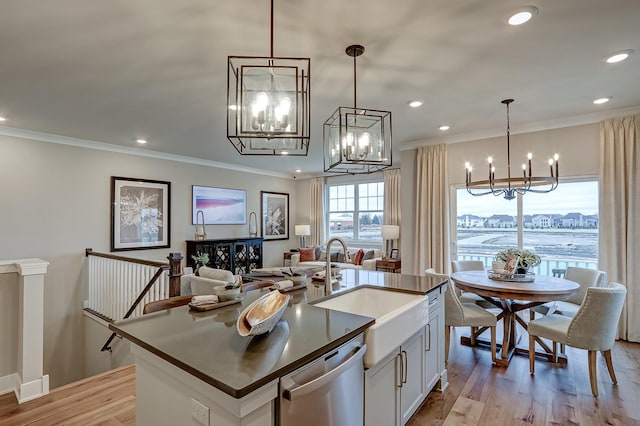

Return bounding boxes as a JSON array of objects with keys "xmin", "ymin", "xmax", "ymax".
[
  {"xmin": 212, "ymin": 242, "xmax": 233, "ymax": 271},
  {"xmin": 400, "ymin": 329, "xmax": 426, "ymax": 425},
  {"xmin": 425, "ymin": 291, "xmax": 442, "ymax": 392},
  {"xmin": 232, "ymin": 241, "xmax": 248, "ymax": 274},
  {"xmin": 365, "ymin": 350, "xmax": 400, "ymax": 426}
]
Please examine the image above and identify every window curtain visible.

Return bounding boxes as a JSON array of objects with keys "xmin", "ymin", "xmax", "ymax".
[
  {"xmin": 384, "ymin": 169, "xmax": 401, "ymax": 255},
  {"xmin": 309, "ymin": 177, "xmax": 325, "ymax": 246},
  {"xmin": 599, "ymin": 115, "xmax": 639, "ymax": 342},
  {"xmin": 414, "ymin": 144, "xmax": 450, "ymax": 275}
]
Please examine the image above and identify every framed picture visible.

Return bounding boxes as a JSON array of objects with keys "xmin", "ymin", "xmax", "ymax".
[
  {"xmin": 192, "ymin": 185, "xmax": 247, "ymax": 225},
  {"xmin": 261, "ymin": 191, "xmax": 289, "ymax": 241},
  {"xmin": 390, "ymin": 248, "xmax": 399, "ymax": 260},
  {"xmin": 111, "ymin": 176, "xmax": 171, "ymax": 251}
]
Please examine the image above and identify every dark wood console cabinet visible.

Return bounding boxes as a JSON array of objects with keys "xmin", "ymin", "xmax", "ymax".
[{"xmin": 186, "ymin": 238, "xmax": 263, "ymax": 275}]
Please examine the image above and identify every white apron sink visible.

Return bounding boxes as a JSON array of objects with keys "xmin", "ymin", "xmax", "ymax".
[{"xmin": 314, "ymin": 287, "xmax": 429, "ymax": 367}]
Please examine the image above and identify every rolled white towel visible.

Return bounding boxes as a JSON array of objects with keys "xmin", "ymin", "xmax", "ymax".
[
  {"xmin": 191, "ymin": 294, "xmax": 219, "ymax": 306},
  {"xmin": 274, "ymin": 280, "xmax": 294, "ymax": 290}
]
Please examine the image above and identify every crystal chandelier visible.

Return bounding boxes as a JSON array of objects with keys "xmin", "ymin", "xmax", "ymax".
[
  {"xmin": 465, "ymin": 99, "xmax": 559, "ymax": 200},
  {"xmin": 323, "ymin": 45, "xmax": 392, "ymax": 174},
  {"xmin": 227, "ymin": 0, "xmax": 310, "ymax": 156}
]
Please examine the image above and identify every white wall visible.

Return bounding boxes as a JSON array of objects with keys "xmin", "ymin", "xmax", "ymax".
[
  {"xmin": 400, "ymin": 123, "xmax": 600, "ymax": 274},
  {"xmin": 0, "ymin": 134, "xmax": 298, "ymax": 388},
  {"xmin": 0, "ymin": 273, "xmax": 18, "ymax": 379}
]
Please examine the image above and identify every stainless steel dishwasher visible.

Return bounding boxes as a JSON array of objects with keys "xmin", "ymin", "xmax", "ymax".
[{"xmin": 278, "ymin": 334, "xmax": 366, "ymax": 426}]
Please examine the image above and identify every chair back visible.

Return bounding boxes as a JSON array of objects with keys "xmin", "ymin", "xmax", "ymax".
[
  {"xmin": 567, "ymin": 282, "xmax": 626, "ymax": 351},
  {"xmin": 143, "ymin": 295, "xmax": 193, "ymax": 314},
  {"xmin": 451, "ymin": 260, "xmax": 484, "ymax": 273},
  {"xmin": 426, "ymin": 268, "xmax": 464, "ymax": 325},
  {"xmin": 564, "ymin": 266, "xmax": 606, "ymax": 305}
]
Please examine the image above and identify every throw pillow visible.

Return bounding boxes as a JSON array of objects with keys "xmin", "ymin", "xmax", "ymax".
[
  {"xmin": 353, "ymin": 249, "xmax": 365, "ymax": 265},
  {"xmin": 363, "ymin": 250, "xmax": 376, "ymax": 261},
  {"xmin": 299, "ymin": 247, "xmax": 316, "ymax": 262}
]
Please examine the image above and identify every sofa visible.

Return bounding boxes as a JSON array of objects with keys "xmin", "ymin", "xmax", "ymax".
[
  {"xmin": 180, "ymin": 266, "xmax": 236, "ymax": 295},
  {"xmin": 290, "ymin": 245, "xmax": 382, "ymax": 271}
]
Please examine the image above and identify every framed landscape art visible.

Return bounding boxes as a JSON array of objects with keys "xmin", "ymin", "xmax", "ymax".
[
  {"xmin": 111, "ymin": 176, "xmax": 171, "ymax": 251},
  {"xmin": 192, "ymin": 185, "xmax": 247, "ymax": 225},
  {"xmin": 261, "ymin": 191, "xmax": 289, "ymax": 241}
]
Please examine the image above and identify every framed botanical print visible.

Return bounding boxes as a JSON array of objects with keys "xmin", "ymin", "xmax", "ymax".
[
  {"xmin": 111, "ymin": 176, "xmax": 171, "ymax": 251},
  {"xmin": 261, "ymin": 191, "xmax": 289, "ymax": 241}
]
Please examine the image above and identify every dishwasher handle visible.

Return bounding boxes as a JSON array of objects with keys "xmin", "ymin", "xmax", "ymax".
[{"xmin": 283, "ymin": 344, "xmax": 367, "ymax": 401}]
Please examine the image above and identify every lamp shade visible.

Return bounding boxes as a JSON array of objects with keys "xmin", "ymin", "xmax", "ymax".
[
  {"xmin": 295, "ymin": 224, "xmax": 311, "ymax": 236},
  {"xmin": 381, "ymin": 225, "xmax": 400, "ymax": 240}
]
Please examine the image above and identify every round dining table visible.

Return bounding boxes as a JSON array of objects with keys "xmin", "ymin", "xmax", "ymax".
[{"xmin": 451, "ymin": 270, "xmax": 579, "ymax": 367}]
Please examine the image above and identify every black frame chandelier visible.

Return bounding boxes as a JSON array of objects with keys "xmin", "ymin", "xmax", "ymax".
[
  {"xmin": 323, "ymin": 45, "xmax": 392, "ymax": 174},
  {"xmin": 227, "ymin": 0, "xmax": 310, "ymax": 156},
  {"xmin": 465, "ymin": 99, "xmax": 559, "ymax": 200}
]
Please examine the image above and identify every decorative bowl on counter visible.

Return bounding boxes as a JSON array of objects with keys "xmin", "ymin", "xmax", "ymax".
[
  {"xmin": 213, "ymin": 285, "xmax": 241, "ymax": 301},
  {"xmin": 237, "ymin": 291, "xmax": 290, "ymax": 336}
]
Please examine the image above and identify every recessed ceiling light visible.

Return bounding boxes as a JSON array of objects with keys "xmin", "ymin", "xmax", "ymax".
[
  {"xmin": 439, "ymin": 125, "xmax": 450, "ymax": 131},
  {"xmin": 295, "ymin": 169, "xmax": 302, "ymax": 173},
  {"xmin": 605, "ymin": 49, "xmax": 633, "ymax": 64},
  {"xmin": 0, "ymin": 116, "xmax": 6, "ymax": 122},
  {"xmin": 408, "ymin": 100, "xmax": 423, "ymax": 108},
  {"xmin": 136, "ymin": 138, "xmax": 147, "ymax": 144},
  {"xmin": 228, "ymin": 104, "xmax": 238, "ymax": 111},
  {"xmin": 593, "ymin": 97, "xmax": 610, "ymax": 105},
  {"xmin": 281, "ymin": 151, "xmax": 289, "ymax": 155},
  {"xmin": 507, "ymin": 6, "xmax": 538, "ymax": 25}
]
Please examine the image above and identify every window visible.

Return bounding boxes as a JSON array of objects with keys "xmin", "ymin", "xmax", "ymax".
[
  {"xmin": 328, "ymin": 181, "xmax": 384, "ymax": 241},
  {"xmin": 454, "ymin": 180, "xmax": 599, "ymax": 274}
]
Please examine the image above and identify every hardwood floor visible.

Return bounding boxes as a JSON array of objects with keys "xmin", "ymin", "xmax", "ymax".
[
  {"xmin": 0, "ymin": 365, "xmax": 135, "ymax": 426},
  {"xmin": 409, "ymin": 330, "xmax": 640, "ymax": 426},
  {"xmin": 0, "ymin": 336, "xmax": 638, "ymax": 425}
]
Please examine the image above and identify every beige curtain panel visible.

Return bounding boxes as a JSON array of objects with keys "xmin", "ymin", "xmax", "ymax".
[
  {"xmin": 414, "ymin": 144, "xmax": 450, "ymax": 276},
  {"xmin": 599, "ymin": 115, "xmax": 639, "ymax": 342},
  {"xmin": 309, "ymin": 177, "xmax": 325, "ymax": 246}
]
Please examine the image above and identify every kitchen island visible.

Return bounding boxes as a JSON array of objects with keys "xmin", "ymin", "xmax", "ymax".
[{"xmin": 109, "ymin": 269, "xmax": 447, "ymax": 425}]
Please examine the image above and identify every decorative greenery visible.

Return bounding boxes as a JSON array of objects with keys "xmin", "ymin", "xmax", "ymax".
[
  {"xmin": 191, "ymin": 252, "xmax": 210, "ymax": 268},
  {"xmin": 495, "ymin": 248, "xmax": 541, "ymax": 268}
]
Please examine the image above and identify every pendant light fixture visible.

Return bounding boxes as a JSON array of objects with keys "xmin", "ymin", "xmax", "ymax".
[
  {"xmin": 465, "ymin": 99, "xmax": 559, "ymax": 200},
  {"xmin": 323, "ymin": 45, "xmax": 392, "ymax": 174},
  {"xmin": 227, "ymin": 0, "xmax": 310, "ymax": 156}
]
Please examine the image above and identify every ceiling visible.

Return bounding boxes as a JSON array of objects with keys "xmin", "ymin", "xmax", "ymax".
[{"xmin": 1, "ymin": 0, "xmax": 639, "ymax": 178}]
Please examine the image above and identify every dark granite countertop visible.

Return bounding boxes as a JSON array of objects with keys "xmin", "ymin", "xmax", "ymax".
[{"xmin": 109, "ymin": 269, "xmax": 446, "ymax": 398}]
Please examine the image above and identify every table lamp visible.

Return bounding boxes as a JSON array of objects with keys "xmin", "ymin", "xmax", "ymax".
[
  {"xmin": 381, "ymin": 224, "xmax": 400, "ymax": 258},
  {"xmin": 295, "ymin": 224, "xmax": 311, "ymax": 248}
]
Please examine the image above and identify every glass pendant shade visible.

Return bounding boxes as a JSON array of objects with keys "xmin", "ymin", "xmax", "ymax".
[
  {"xmin": 323, "ymin": 44, "xmax": 392, "ymax": 174},
  {"xmin": 228, "ymin": 57, "xmax": 310, "ymax": 155},
  {"xmin": 324, "ymin": 106, "xmax": 392, "ymax": 173}
]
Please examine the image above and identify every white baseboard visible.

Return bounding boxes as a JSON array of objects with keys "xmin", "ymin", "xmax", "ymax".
[
  {"xmin": 0, "ymin": 373, "xmax": 49, "ymax": 403},
  {"xmin": 0, "ymin": 373, "xmax": 18, "ymax": 396}
]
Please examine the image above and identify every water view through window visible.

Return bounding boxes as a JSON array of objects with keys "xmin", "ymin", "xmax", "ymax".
[{"xmin": 456, "ymin": 181, "xmax": 599, "ymax": 273}]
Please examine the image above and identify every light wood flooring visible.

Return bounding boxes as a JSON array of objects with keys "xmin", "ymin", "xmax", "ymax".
[{"xmin": 0, "ymin": 337, "xmax": 638, "ymax": 425}]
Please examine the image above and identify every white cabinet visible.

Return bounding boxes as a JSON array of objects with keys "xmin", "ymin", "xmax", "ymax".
[
  {"xmin": 425, "ymin": 286, "xmax": 447, "ymax": 392},
  {"xmin": 365, "ymin": 328, "xmax": 426, "ymax": 426}
]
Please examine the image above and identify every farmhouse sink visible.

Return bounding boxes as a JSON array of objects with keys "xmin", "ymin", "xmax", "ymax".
[{"xmin": 314, "ymin": 287, "xmax": 429, "ymax": 367}]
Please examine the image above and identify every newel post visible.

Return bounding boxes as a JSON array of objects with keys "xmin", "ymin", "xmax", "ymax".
[{"xmin": 168, "ymin": 252, "xmax": 183, "ymax": 297}]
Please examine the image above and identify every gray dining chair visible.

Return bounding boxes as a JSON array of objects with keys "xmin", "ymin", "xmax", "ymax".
[
  {"xmin": 450, "ymin": 260, "xmax": 493, "ymax": 308},
  {"xmin": 427, "ymin": 268, "xmax": 497, "ymax": 363},
  {"xmin": 528, "ymin": 282, "xmax": 626, "ymax": 397},
  {"xmin": 530, "ymin": 266, "xmax": 606, "ymax": 319}
]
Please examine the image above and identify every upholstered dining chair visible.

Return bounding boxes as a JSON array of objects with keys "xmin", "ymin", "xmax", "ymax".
[
  {"xmin": 528, "ymin": 282, "xmax": 626, "ymax": 397},
  {"xmin": 531, "ymin": 266, "xmax": 606, "ymax": 318},
  {"xmin": 426, "ymin": 268, "xmax": 497, "ymax": 363},
  {"xmin": 450, "ymin": 260, "xmax": 493, "ymax": 308}
]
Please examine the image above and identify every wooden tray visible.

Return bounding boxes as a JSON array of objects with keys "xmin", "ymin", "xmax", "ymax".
[{"xmin": 189, "ymin": 297, "xmax": 242, "ymax": 312}]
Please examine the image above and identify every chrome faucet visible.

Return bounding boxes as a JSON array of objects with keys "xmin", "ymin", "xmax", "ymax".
[{"xmin": 325, "ymin": 237, "xmax": 350, "ymax": 294}]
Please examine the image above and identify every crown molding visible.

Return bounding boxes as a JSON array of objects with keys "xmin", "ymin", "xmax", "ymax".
[
  {"xmin": 401, "ymin": 105, "xmax": 640, "ymax": 150},
  {"xmin": 0, "ymin": 126, "xmax": 292, "ymax": 179}
]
